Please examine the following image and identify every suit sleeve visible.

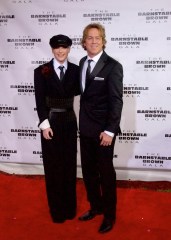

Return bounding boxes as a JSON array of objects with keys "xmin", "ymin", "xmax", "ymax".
[
  {"xmin": 106, "ymin": 62, "xmax": 123, "ymax": 134},
  {"xmin": 34, "ymin": 67, "xmax": 49, "ymax": 126}
]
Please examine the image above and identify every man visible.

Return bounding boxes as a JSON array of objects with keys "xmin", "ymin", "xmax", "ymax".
[
  {"xmin": 34, "ymin": 35, "xmax": 79, "ymax": 223},
  {"xmin": 78, "ymin": 23, "xmax": 123, "ymax": 233}
]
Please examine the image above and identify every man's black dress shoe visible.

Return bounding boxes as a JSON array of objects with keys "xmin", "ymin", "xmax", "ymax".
[
  {"xmin": 78, "ymin": 209, "xmax": 102, "ymax": 221},
  {"xmin": 98, "ymin": 218, "xmax": 113, "ymax": 233},
  {"xmin": 52, "ymin": 217, "xmax": 65, "ymax": 223},
  {"xmin": 65, "ymin": 213, "xmax": 76, "ymax": 220}
]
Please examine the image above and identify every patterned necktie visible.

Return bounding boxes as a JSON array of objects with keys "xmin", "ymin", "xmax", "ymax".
[
  {"xmin": 58, "ymin": 66, "xmax": 64, "ymax": 81},
  {"xmin": 85, "ymin": 59, "xmax": 92, "ymax": 89}
]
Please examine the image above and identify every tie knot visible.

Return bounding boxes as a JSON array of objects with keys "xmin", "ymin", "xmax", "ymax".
[
  {"xmin": 58, "ymin": 66, "xmax": 64, "ymax": 80},
  {"xmin": 87, "ymin": 59, "xmax": 92, "ymax": 66},
  {"xmin": 59, "ymin": 66, "xmax": 64, "ymax": 71}
]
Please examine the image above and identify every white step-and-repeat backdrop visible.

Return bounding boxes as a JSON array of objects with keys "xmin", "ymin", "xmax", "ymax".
[{"xmin": 0, "ymin": 0, "xmax": 171, "ymax": 180}]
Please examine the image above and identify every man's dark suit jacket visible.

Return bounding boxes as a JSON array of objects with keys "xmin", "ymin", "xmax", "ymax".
[
  {"xmin": 34, "ymin": 59, "xmax": 80, "ymax": 126},
  {"xmin": 79, "ymin": 51, "xmax": 123, "ymax": 138}
]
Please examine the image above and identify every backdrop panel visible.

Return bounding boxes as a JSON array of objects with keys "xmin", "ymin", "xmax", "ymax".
[{"xmin": 0, "ymin": 0, "xmax": 171, "ymax": 180}]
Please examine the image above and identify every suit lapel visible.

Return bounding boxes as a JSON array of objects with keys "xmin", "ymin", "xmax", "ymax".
[
  {"xmin": 83, "ymin": 52, "xmax": 108, "ymax": 93},
  {"xmin": 90, "ymin": 51, "xmax": 108, "ymax": 79},
  {"xmin": 80, "ymin": 56, "xmax": 87, "ymax": 94},
  {"xmin": 80, "ymin": 52, "xmax": 108, "ymax": 94}
]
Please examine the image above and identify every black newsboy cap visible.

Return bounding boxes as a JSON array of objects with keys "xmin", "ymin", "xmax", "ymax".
[{"xmin": 49, "ymin": 34, "xmax": 72, "ymax": 48}]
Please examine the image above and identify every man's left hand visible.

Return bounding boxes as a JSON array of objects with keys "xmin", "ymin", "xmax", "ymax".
[{"xmin": 99, "ymin": 132, "xmax": 113, "ymax": 146}]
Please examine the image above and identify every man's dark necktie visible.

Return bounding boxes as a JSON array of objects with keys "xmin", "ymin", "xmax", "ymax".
[
  {"xmin": 58, "ymin": 66, "xmax": 64, "ymax": 81},
  {"xmin": 85, "ymin": 59, "xmax": 92, "ymax": 89}
]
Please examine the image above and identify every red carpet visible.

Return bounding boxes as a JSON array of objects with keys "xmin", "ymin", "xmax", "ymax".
[{"xmin": 0, "ymin": 172, "xmax": 171, "ymax": 240}]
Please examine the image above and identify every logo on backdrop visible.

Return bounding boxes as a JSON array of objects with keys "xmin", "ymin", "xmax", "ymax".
[
  {"xmin": 135, "ymin": 153, "xmax": 171, "ymax": 168},
  {"xmin": 7, "ymin": 36, "xmax": 41, "ymax": 49},
  {"xmin": 166, "ymin": 86, "xmax": 171, "ymax": 96},
  {"xmin": 167, "ymin": 36, "xmax": 171, "ymax": 45},
  {"xmin": 31, "ymin": 11, "xmax": 66, "ymax": 26},
  {"xmin": 63, "ymin": 0, "xmax": 85, "ymax": 2},
  {"xmin": 0, "ymin": 59, "xmax": 15, "ymax": 72},
  {"xmin": 0, "ymin": 147, "xmax": 17, "ymax": 161},
  {"xmin": 11, "ymin": 0, "xmax": 32, "ymax": 4},
  {"xmin": 0, "ymin": 14, "xmax": 15, "ymax": 27},
  {"xmin": 83, "ymin": 10, "xmax": 120, "ymax": 24},
  {"xmin": 111, "ymin": 35, "xmax": 148, "ymax": 49},
  {"xmin": 123, "ymin": 84, "xmax": 149, "ymax": 98},
  {"xmin": 165, "ymin": 133, "xmax": 171, "ymax": 138},
  {"xmin": 31, "ymin": 58, "xmax": 50, "ymax": 67},
  {"xmin": 138, "ymin": 8, "xmax": 171, "ymax": 23},
  {"xmin": 11, "ymin": 127, "xmax": 40, "ymax": 140},
  {"xmin": 0, "ymin": 104, "xmax": 18, "ymax": 117},
  {"xmin": 118, "ymin": 130, "xmax": 147, "ymax": 143},
  {"xmin": 71, "ymin": 35, "xmax": 82, "ymax": 49},
  {"xmin": 137, "ymin": 107, "xmax": 171, "ymax": 121},
  {"xmin": 136, "ymin": 57, "xmax": 171, "ymax": 71},
  {"xmin": 10, "ymin": 82, "xmax": 35, "ymax": 96},
  {"xmin": 33, "ymin": 150, "xmax": 42, "ymax": 161}
]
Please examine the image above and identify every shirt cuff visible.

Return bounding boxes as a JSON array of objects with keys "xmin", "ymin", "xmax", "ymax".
[
  {"xmin": 39, "ymin": 119, "xmax": 50, "ymax": 130},
  {"xmin": 104, "ymin": 130, "xmax": 114, "ymax": 137}
]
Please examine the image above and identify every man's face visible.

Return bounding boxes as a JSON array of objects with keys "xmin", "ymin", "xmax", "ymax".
[
  {"xmin": 52, "ymin": 46, "xmax": 70, "ymax": 64},
  {"xmin": 83, "ymin": 28, "xmax": 103, "ymax": 58}
]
